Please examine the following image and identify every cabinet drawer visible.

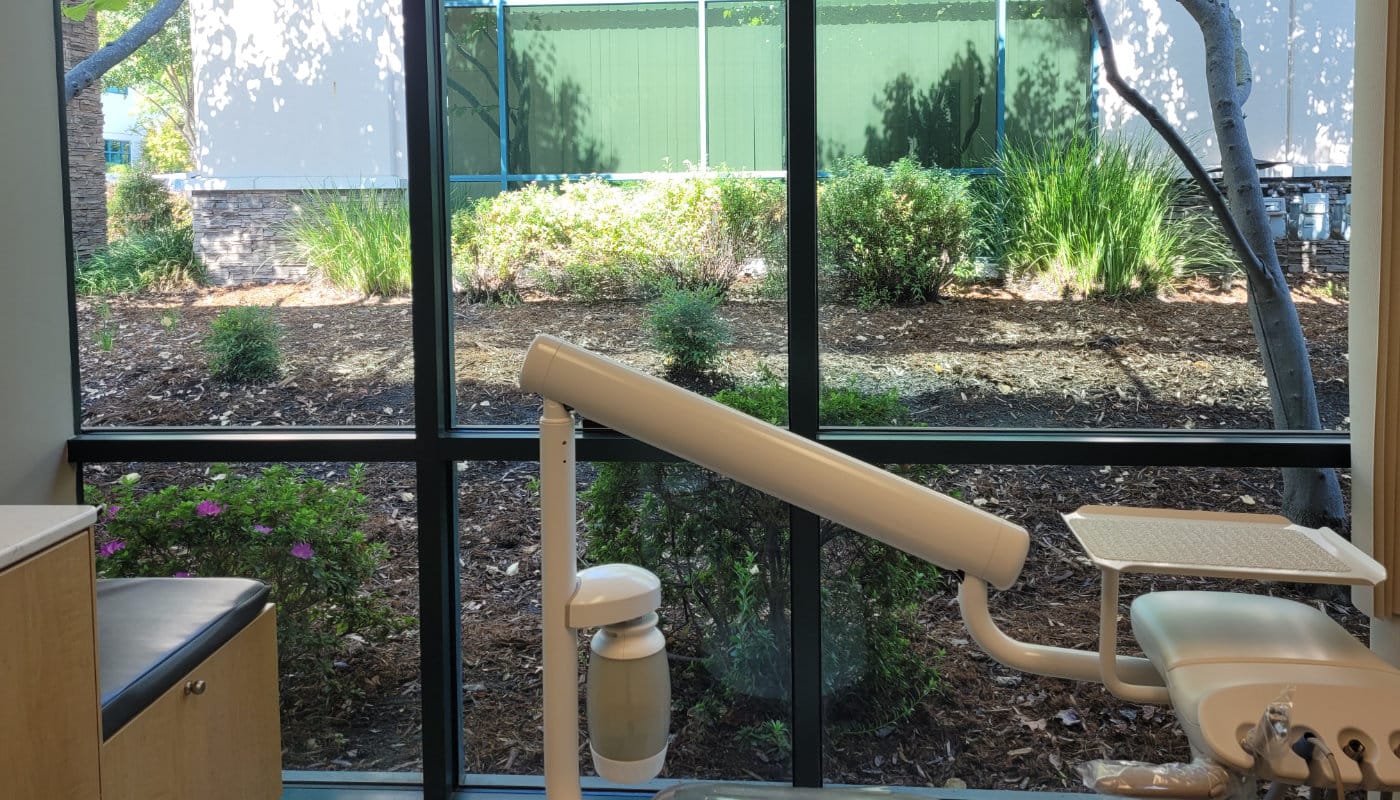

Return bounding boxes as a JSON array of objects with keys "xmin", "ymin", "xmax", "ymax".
[{"xmin": 101, "ymin": 605, "xmax": 281, "ymax": 800}]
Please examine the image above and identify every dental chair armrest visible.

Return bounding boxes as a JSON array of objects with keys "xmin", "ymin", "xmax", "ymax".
[{"xmin": 958, "ymin": 575, "xmax": 1169, "ymax": 702}]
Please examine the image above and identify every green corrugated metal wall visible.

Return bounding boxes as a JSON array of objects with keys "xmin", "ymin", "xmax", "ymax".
[{"xmin": 443, "ymin": 0, "xmax": 1089, "ymax": 178}]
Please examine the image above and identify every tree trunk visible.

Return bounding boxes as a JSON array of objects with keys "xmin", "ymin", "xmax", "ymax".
[{"xmin": 1085, "ymin": 0, "xmax": 1345, "ymax": 528}]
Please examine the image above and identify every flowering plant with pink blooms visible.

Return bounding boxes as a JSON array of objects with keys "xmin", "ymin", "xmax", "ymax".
[{"xmin": 86, "ymin": 464, "xmax": 399, "ymax": 693}]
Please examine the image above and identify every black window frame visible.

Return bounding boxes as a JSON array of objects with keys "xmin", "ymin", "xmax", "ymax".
[{"xmin": 62, "ymin": 0, "xmax": 1350, "ymax": 797}]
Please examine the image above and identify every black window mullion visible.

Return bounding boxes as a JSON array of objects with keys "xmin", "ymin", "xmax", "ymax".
[
  {"xmin": 785, "ymin": 0, "xmax": 823, "ymax": 785},
  {"xmin": 405, "ymin": 0, "xmax": 461, "ymax": 793}
]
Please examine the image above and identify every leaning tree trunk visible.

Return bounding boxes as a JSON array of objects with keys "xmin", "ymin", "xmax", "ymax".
[{"xmin": 1085, "ymin": 0, "xmax": 1345, "ymax": 528}]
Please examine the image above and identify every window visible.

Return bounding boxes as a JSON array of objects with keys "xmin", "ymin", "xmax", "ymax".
[
  {"xmin": 104, "ymin": 139, "xmax": 131, "ymax": 166},
  {"xmin": 64, "ymin": 0, "xmax": 1354, "ymax": 796}
]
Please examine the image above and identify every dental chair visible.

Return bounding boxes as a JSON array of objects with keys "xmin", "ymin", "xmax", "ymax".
[{"xmin": 519, "ymin": 335, "xmax": 1400, "ymax": 800}]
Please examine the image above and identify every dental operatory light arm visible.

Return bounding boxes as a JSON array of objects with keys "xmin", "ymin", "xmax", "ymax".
[{"xmin": 519, "ymin": 335, "xmax": 1161, "ymax": 800}]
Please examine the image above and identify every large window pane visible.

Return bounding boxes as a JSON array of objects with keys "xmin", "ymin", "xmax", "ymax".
[
  {"xmin": 82, "ymin": 461, "xmax": 421, "ymax": 774},
  {"xmin": 821, "ymin": 463, "xmax": 1360, "ymax": 789},
  {"xmin": 459, "ymin": 460, "xmax": 792, "ymax": 781},
  {"xmin": 445, "ymin": 6, "xmax": 505, "ymax": 178},
  {"xmin": 74, "ymin": 0, "xmax": 414, "ymax": 428}
]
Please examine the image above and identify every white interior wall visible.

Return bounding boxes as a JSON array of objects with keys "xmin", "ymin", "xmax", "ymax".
[
  {"xmin": 189, "ymin": 0, "xmax": 408, "ymax": 188},
  {"xmin": 1098, "ymin": 0, "xmax": 1354, "ymax": 176},
  {"xmin": 0, "ymin": 2, "xmax": 78, "ymax": 504}
]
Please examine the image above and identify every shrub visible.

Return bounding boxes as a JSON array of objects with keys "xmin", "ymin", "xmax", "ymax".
[
  {"xmin": 450, "ymin": 172, "xmax": 789, "ymax": 302},
  {"xmin": 285, "ymin": 189, "xmax": 411, "ymax": 296},
  {"xmin": 76, "ymin": 224, "xmax": 204, "ymax": 295},
  {"xmin": 998, "ymin": 134, "xmax": 1236, "ymax": 297},
  {"xmin": 110, "ymin": 168, "xmax": 177, "ymax": 237},
  {"xmin": 647, "ymin": 286, "xmax": 731, "ymax": 375},
  {"xmin": 583, "ymin": 380, "xmax": 939, "ymax": 720},
  {"xmin": 205, "ymin": 306, "xmax": 282, "ymax": 383},
  {"xmin": 819, "ymin": 157, "xmax": 975, "ymax": 306},
  {"xmin": 86, "ymin": 465, "xmax": 399, "ymax": 695}
]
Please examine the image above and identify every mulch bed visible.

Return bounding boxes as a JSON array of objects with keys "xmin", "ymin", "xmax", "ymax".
[{"xmin": 76, "ymin": 276, "xmax": 1357, "ymax": 790}]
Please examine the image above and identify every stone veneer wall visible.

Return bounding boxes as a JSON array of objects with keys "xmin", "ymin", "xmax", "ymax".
[
  {"xmin": 1172, "ymin": 177, "xmax": 1351, "ymax": 274},
  {"xmin": 61, "ymin": 9, "xmax": 106, "ymax": 261},
  {"xmin": 191, "ymin": 190, "xmax": 310, "ymax": 284}
]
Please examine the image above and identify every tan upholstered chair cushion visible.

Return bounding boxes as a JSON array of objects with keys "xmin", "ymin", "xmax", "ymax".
[{"xmin": 1131, "ymin": 591, "xmax": 1400, "ymax": 789}]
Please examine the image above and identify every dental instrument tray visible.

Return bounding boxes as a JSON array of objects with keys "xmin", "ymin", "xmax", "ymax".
[{"xmin": 1062, "ymin": 506, "xmax": 1385, "ymax": 585}]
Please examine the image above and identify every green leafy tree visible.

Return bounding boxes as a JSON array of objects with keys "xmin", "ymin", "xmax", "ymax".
[{"xmin": 98, "ymin": 0, "xmax": 195, "ymax": 171}]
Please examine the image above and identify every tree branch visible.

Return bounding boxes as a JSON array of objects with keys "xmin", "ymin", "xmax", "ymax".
[
  {"xmin": 1081, "ymin": 0, "xmax": 1267, "ymax": 282},
  {"xmin": 65, "ymin": 0, "xmax": 186, "ymax": 103}
]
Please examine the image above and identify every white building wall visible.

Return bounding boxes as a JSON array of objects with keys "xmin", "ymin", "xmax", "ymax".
[
  {"xmin": 189, "ymin": 0, "xmax": 407, "ymax": 189},
  {"xmin": 1098, "ymin": 0, "xmax": 1355, "ymax": 177},
  {"xmin": 101, "ymin": 89, "xmax": 145, "ymax": 166}
]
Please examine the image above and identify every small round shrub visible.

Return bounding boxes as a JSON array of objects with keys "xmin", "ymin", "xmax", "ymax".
[
  {"xmin": 583, "ymin": 380, "xmax": 939, "ymax": 718},
  {"xmin": 110, "ymin": 168, "xmax": 177, "ymax": 238},
  {"xmin": 87, "ymin": 465, "xmax": 400, "ymax": 695},
  {"xmin": 205, "ymin": 306, "xmax": 283, "ymax": 383},
  {"xmin": 819, "ymin": 157, "xmax": 975, "ymax": 306},
  {"xmin": 647, "ymin": 286, "xmax": 731, "ymax": 375}
]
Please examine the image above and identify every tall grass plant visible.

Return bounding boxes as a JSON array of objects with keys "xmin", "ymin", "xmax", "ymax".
[
  {"xmin": 998, "ymin": 134, "xmax": 1235, "ymax": 297},
  {"xmin": 76, "ymin": 225, "xmax": 204, "ymax": 295},
  {"xmin": 285, "ymin": 189, "xmax": 411, "ymax": 296}
]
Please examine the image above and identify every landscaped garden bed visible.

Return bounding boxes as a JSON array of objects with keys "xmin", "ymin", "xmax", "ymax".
[{"xmin": 78, "ymin": 274, "xmax": 1354, "ymax": 789}]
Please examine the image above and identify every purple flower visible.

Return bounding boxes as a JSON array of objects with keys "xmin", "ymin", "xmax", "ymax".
[
  {"xmin": 290, "ymin": 542, "xmax": 315, "ymax": 560},
  {"xmin": 253, "ymin": 524, "xmax": 273, "ymax": 534},
  {"xmin": 105, "ymin": 505, "xmax": 122, "ymax": 520},
  {"xmin": 98, "ymin": 540, "xmax": 126, "ymax": 558},
  {"xmin": 173, "ymin": 571, "xmax": 193, "ymax": 578},
  {"xmin": 195, "ymin": 500, "xmax": 225, "ymax": 517}
]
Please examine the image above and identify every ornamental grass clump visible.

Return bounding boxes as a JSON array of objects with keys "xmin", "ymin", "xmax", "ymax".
[
  {"xmin": 87, "ymin": 465, "xmax": 401, "ymax": 696},
  {"xmin": 998, "ymin": 133, "xmax": 1236, "ymax": 297},
  {"xmin": 818, "ymin": 157, "xmax": 975, "ymax": 306},
  {"xmin": 76, "ymin": 224, "xmax": 204, "ymax": 295},
  {"xmin": 285, "ymin": 189, "xmax": 412, "ymax": 296}
]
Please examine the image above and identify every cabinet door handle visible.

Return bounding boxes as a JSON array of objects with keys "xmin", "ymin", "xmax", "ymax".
[{"xmin": 184, "ymin": 680, "xmax": 207, "ymax": 696}]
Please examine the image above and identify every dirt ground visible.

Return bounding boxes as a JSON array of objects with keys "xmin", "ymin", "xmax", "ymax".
[{"xmin": 77, "ymin": 276, "xmax": 1358, "ymax": 790}]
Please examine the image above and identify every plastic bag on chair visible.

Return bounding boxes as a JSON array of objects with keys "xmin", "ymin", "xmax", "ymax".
[{"xmin": 1078, "ymin": 757, "xmax": 1234, "ymax": 798}]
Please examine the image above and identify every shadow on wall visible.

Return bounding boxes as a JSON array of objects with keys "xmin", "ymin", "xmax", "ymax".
[
  {"xmin": 861, "ymin": 43, "xmax": 991, "ymax": 169},
  {"xmin": 443, "ymin": 7, "xmax": 616, "ymax": 179},
  {"xmin": 191, "ymin": 0, "xmax": 408, "ymax": 179},
  {"xmin": 1099, "ymin": 0, "xmax": 1354, "ymax": 172}
]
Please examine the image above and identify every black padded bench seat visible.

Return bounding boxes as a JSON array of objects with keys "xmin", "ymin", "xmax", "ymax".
[{"xmin": 96, "ymin": 577, "xmax": 270, "ymax": 739}]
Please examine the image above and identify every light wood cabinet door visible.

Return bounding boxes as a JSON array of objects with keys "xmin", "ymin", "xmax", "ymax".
[
  {"xmin": 100, "ymin": 605, "xmax": 282, "ymax": 800},
  {"xmin": 0, "ymin": 530, "xmax": 102, "ymax": 800}
]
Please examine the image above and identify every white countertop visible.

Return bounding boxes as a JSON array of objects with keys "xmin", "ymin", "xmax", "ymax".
[{"xmin": 0, "ymin": 506, "xmax": 98, "ymax": 571}]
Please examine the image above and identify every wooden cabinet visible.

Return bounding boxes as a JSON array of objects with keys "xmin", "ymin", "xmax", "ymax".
[
  {"xmin": 100, "ymin": 607, "xmax": 282, "ymax": 800},
  {"xmin": 0, "ymin": 528, "xmax": 103, "ymax": 800}
]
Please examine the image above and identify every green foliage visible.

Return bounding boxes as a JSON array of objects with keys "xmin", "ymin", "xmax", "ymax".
[
  {"xmin": 738, "ymin": 719, "xmax": 792, "ymax": 760},
  {"xmin": 109, "ymin": 168, "xmax": 176, "ymax": 237},
  {"xmin": 997, "ymin": 134, "xmax": 1237, "ymax": 297},
  {"xmin": 99, "ymin": 0, "xmax": 195, "ymax": 169},
  {"xmin": 647, "ymin": 287, "xmax": 731, "ymax": 375},
  {"xmin": 285, "ymin": 190, "xmax": 412, "ymax": 296},
  {"xmin": 205, "ymin": 306, "xmax": 283, "ymax": 383},
  {"xmin": 86, "ymin": 465, "xmax": 400, "ymax": 696},
  {"xmin": 139, "ymin": 113, "xmax": 193, "ymax": 173},
  {"xmin": 450, "ymin": 172, "xmax": 787, "ymax": 302},
  {"xmin": 819, "ymin": 157, "xmax": 976, "ymax": 306},
  {"xmin": 76, "ymin": 224, "xmax": 203, "ymax": 295},
  {"xmin": 583, "ymin": 380, "xmax": 939, "ymax": 720}
]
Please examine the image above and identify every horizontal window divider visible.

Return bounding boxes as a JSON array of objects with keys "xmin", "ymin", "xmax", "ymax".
[
  {"xmin": 68, "ymin": 430, "xmax": 417, "ymax": 463},
  {"xmin": 71, "ymin": 428, "xmax": 1351, "ymax": 468},
  {"xmin": 820, "ymin": 428, "xmax": 1351, "ymax": 467}
]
